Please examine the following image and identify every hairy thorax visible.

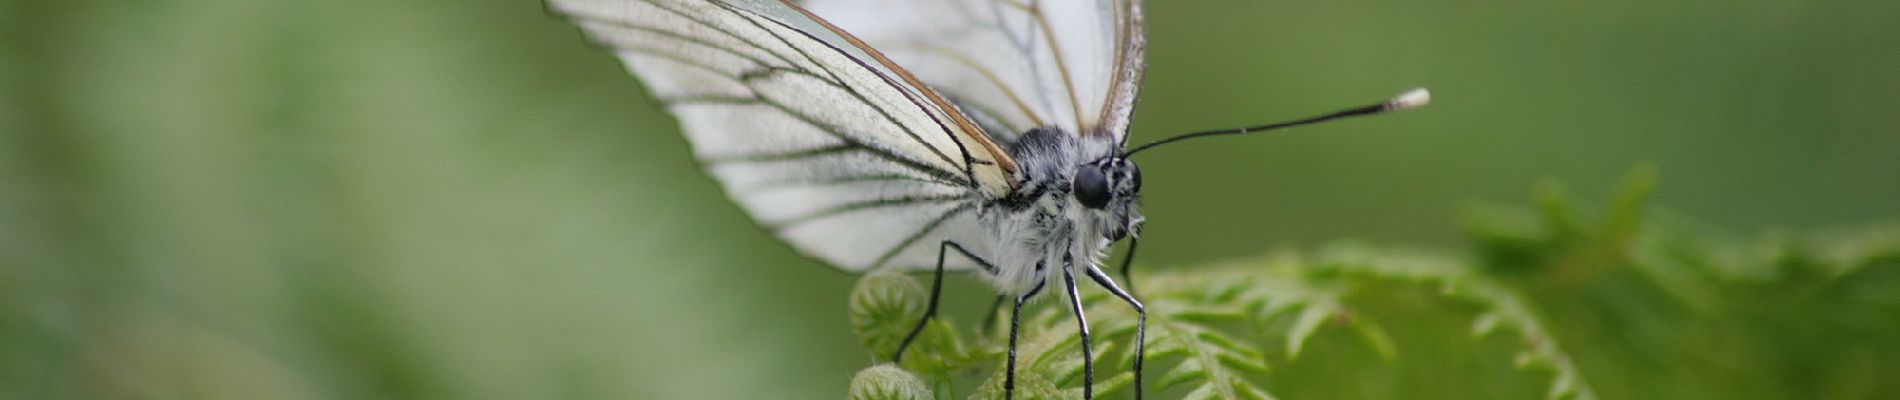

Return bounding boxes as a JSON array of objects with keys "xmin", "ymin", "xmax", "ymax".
[{"xmin": 979, "ymin": 128, "xmax": 1142, "ymax": 296}]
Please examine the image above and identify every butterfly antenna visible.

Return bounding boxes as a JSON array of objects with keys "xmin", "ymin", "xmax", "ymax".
[{"xmin": 1124, "ymin": 88, "xmax": 1430, "ymax": 156}]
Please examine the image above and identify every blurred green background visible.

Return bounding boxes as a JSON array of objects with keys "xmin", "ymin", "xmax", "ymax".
[{"xmin": 4, "ymin": 0, "xmax": 1898, "ymax": 399}]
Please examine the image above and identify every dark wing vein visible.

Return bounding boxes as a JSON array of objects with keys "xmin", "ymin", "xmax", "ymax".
[
  {"xmin": 1024, "ymin": 0, "xmax": 1086, "ymax": 130},
  {"xmin": 722, "ymin": 3, "xmax": 971, "ymax": 180},
  {"xmin": 632, "ymin": 0, "xmax": 804, "ymax": 70},
  {"xmin": 869, "ymin": 202, "xmax": 976, "ymax": 269},
  {"xmin": 564, "ymin": 14, "xmax": 782, "ymax": 70},
  {"xmin": 698, "ymin": 142, "xmax": 860, "ymax": 164},
  {"xmin": 893, "ymin": 43, "xmax": 1046, "ymax": 130},
  {"xmin": 767, "ymin": 194, "xmax": 968, "ymax": 232},
  {"xmin": 989, "ymin": 0, "xmax": 1058, "ymax": 124},
  {"xmin": 663, "ymin": 87, "xmax": 966, "ymax": 185},
  {"xmin": 732, "ymin": 173, "xmax": 946, "ymax": 194},
  {"xmin": 590, "ymin": 29, "xmax": 969, "ymax": 185}
]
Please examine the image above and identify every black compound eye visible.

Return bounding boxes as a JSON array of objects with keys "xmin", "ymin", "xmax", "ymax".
[{"xmin": 1073, "ymin": 166, "xmax": 1112, "ymax": 209}]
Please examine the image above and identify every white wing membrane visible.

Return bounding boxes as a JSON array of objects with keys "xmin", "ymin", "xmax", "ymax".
[
  {"xmin": 803, "ymin": 0, "xmax": 1145, "ymax": 143},
  {"xmin": 550, "ymin": 0, "xmax": 1008, "ymax": 272}
]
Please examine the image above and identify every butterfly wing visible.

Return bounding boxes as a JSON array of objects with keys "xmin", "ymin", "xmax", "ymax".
[
  {"xmin": 801, "ymin": 0, "xmax": 1148, "ymax": 145},
  {"xmin": 548, "ymin": 0, "xmax": 1016, "ymax": 272}
]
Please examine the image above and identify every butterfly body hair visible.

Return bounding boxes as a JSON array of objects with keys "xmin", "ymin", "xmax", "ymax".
[{"xmin": 980, "ymin": 128, "xmax": 1143, "ymax": 297}]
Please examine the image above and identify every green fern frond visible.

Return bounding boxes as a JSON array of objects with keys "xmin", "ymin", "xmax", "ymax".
[{"xmin": 850, "ymin": 171, "xmax": 1900, "ymax": 399}]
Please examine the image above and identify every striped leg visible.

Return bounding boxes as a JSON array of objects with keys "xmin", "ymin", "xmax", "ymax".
[
  {"xmin": 1005, "ymin": 275, "xmax": 1047, "ymax": 400},
  {"xmin": 892, "ymin": 241, "xmax": 993, "ymax": 363},
  {"xmin": 1087, "ymin": 267, "xmax": 1146, "ymax": 400}
]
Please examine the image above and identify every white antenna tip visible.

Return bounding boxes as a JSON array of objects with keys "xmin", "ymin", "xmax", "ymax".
[{"xmin": 1388, "ymin": 87, "xmax": 1431, "ymax": 111}]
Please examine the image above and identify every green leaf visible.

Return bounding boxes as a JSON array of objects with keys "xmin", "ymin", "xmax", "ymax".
[{"xmin": 848, "ymin": 171, "xmax": 1900, "ymax": 399}]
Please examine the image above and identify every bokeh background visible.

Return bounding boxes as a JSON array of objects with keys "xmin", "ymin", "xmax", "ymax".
[{"xmin": 4, "ymin": 0, "xmax": 1898, "ymax": 399}]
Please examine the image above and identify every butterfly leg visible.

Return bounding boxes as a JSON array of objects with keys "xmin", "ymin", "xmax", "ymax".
[
  {"xmin": 894, "ymin": 241, "xmax": 995, "ymax": 363},
  {"xmin": 1087, "ymin": 267, "xmax": 1146, "ymax": 400},
  {"xmin": 1061, "ymin": 251, "xmax": 1096, "ymax": 399},
  {"xmin": 981, "ymin": 294, "xmax": 1007, "ymax": 334},
  {"xmin": 1006, "ymin": 274, "xmax": 1047, "ymax": 400},
  {"xmin": 1117, "ymin": 229, "xmax": 1142, "ymax": 297}
]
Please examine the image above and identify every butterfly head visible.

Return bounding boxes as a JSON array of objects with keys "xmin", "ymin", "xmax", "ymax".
[
  {"xmin": 1073, "ymin": 156, "xmax": 1143, "ymax": 241},
  {"xmin": 999, "ymin": 127, "xmax": 1148, "ymax": 243}
]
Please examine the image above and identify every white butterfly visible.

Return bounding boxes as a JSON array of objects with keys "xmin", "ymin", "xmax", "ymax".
[{"xmin": 546, "ymin": 0, "xmax": 1427, "ymax": 398}]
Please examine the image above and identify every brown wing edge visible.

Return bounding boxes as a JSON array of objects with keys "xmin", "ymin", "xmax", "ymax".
[
  {"xmin": 772, "ymin": 0, "xmax": 1021, "ymax": 196},
  {"xmin": 1096, "ymin": 0, "xmax": 1147, "ymax": 146}
]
